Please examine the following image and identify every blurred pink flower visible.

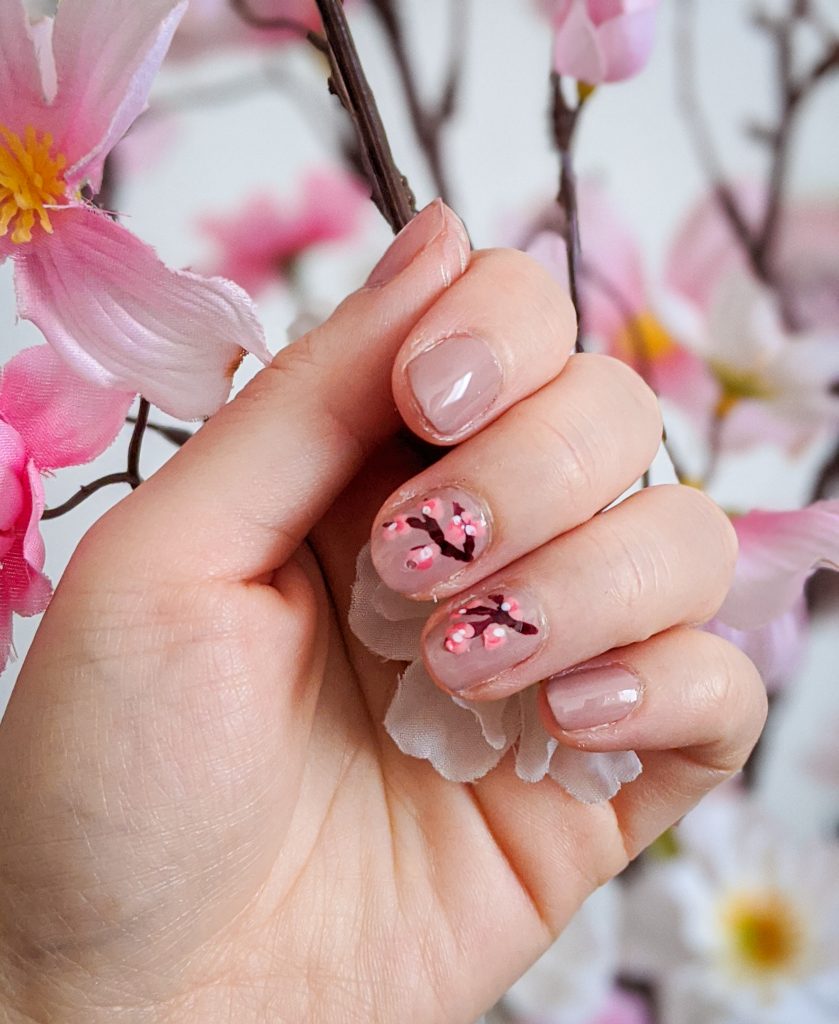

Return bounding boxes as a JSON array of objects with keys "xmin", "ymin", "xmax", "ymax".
[
  {"xmin": 200, "ymin": 171, "xmax": 369, "ymax": 297},
  {"xmin": 167, "ymin": 0, "xmax": 322, "ymax": 61},
  {"xmin": 1, "ymin": 0, "xmax": 270, "ymax": 420},
  {"xmin": 0, "ymin": 346, "xmax": 134, "ymax": 674},
  {"xmin": 546, "ymin": 0, "xmax": 660, "ymax": 84},
  {"xmin": 705, "ymin": 501, "xmax": 839, "ymax": 690}
]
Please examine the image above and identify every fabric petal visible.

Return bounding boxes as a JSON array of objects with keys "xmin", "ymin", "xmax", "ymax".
[
  {"xmin": 595, "ymin": 7, "xmax": 658, "ymax": 82},
  {"xmin": 0, "ymin": 0, "xmax": 48, "ymax": 134},
  {"xmin": 718, "ymin": 502, "xmax": 839, "ymax": 630},
  {"xmin": 514, "ymin": 687, "xmax": 558, "ymax": 782},
  {"xmin": 14, "ymin": 208, "xmax": 270, "ymax": 420},
  {"xmin": 553, "ymin": 1, "xmax": 606, "ymax": 83},
  {"xmin": 0, "ymin": 345, "xmax": 133, "ymax": 470},
  {"xmin": 50, "ymin": 0, "xmax": 188, "ymax": 189},
  {"xmin": 384, "ymin": 660, "xmax": 508, "ymax": 783},
  {"xmin": 548, "ymin": 745, "xmax": 642, "ymax": 804},
  {"xmin": 350, "ymin": 545, "xmax": 428, "ymax": 662},
  {"xmin": 453, "ymin": 692, "xmax": 516, "ymax": 751}
]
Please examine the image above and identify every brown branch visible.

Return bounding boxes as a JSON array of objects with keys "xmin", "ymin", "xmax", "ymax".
[
  {"xmin": 42, "ymin": 472, "xmax": 140, "ymax": 521},
  {"xmin": 369, "ymin": 0, "xmax": 466, "ymax": 203},
  {"xmin": 315, "ymin": 0, "xmax": 416, "ymax": 233},
  {"xmin": 229, "ymin": 0, "xmax": 329, "ymax": 52},
  {"xmin": 551, "ymin": 74, "xmax": 585, "ymax": 352}
]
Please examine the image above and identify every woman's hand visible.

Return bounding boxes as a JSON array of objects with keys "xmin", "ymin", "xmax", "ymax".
[{"xmin": 0, "ymin": 201, "xmax": 766, "ymax": 1024}]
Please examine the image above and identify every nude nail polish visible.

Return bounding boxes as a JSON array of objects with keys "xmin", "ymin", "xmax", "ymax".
[
  {"xmin": 366, "ymin": 199, "xmax": 469, "ymax": 288},
  {"xmin": 372, "ymin": 488, "xmax": 491, "ymax": 595},
  {"xmin": 545, "ymin": 664, "xmax": 641, "ymax": 731},
  {"xmin": 424, "ymin": 587, "xmax": 545, "ymax": 692},
  {"xmin": 407, "ymin": 334, "xmax": 502, "ymax": 438}
]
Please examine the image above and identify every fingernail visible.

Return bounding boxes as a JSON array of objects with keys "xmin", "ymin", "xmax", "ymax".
[
  {"xmin": 372, "ymin": 488, "xmax": 491, "ymax": 595},
  {"xmin": 545, "ymin": 664, "xmax": 641, "ymax": 732},
  {"xmin": 407, "ymin": 334, "xmax": 502, "ymax": 438},
  {"xmin": 424, "ymin": 587, "xmax": 545, "ymax": 693},
  {"xmin": 366, "ymin": 199, "xmax": 468, "ymax": 288}
]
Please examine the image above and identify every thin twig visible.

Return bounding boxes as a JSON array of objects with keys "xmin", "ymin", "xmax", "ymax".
[
  {"xmin": 550, "ymin": 74, "xmax": 585, "ymax": 351},
  {"xmin": 315, "ymin": 0, "xmax": 416, "ymax": 232},
  {"xmin": 42, "ymin": 473, "xmax": 140, "ymax": 521},
  {"xmin": 229, "ymin": 0, "xmax": 329, "ymax": 52}
]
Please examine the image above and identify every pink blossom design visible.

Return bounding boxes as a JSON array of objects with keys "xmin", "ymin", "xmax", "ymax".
[
  {"xmin": 200, "ymin": 171, "xmax": 369, "ymax": 297},
  {"xmin": 482, "ymin": 625, "xmax": 508, "ymax": 651},
  {"xmin": 706, "ymin": 501, "xmax": 839, "ymax": 690},
  {"xmin": 0, "ymin": 0, "xmax": 270, "ymax": 420},
  {"xmin": 546, "ymin": 0, "xmax": 661, "ymax": 85},
  {"xmin": 406, "ymin": 545, "xmax": 437, "ymax": 572},
  {"xmin": 444, "ymin": 622, "xmax": 475, "ymax": 655},
  {"xmin": 0, "ymin": 346, "xmax": 134, "ymax": 674},
  {"xmin": 382, "ymin": 515, "xmax": 411, "ymax": 538},
  {"xmin": 420, "ymin": 497, "xmax": 444, "ymax": 519}
]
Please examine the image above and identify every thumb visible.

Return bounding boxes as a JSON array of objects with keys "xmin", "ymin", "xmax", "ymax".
[{"xmin": 115, "ymin": 200, "xmax": 470, "ymax": 580}]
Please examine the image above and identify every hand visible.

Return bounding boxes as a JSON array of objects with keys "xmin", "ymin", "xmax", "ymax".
[{"xmin": 0, "ymin": 202, "xmax": 766, "ymax": 1023}]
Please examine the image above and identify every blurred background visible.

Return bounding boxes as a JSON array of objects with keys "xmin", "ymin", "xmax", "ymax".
[{"xmin": 1, "ymin": 1, "xmax": 838, "ymax": 1021}]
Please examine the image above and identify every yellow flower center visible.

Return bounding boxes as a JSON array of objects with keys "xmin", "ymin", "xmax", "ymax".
[
  {"xmin": 719, "ymin": 889, "xmax": 806, "ymax": 980},
  {"xmin": 709, "ymin": 361, "xmax": 778, "ymax": 419},
  {"xmin": 0, "ymin": 125, "xmax": 67, "ymax": 244},
  {"xmin": 615, "ymin": 311, "xmax": 675, "ymax": 365}
]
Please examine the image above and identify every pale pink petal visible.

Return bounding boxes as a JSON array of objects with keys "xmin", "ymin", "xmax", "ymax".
[
  {"xmin": 0, "ymin": 0, "xmax": 48, "ymax": 134},
  {"xmin": 168, "ymin": 0, "xmax": 321, "ymax": 61},
  {"xmin": 594, "ymin": 5, "xmax": 658, "ymax": 81},
  {"xmin": 0, "ymin": 345, "xmax": 133, "ymax": 470},
  {"xmin": 14, "ymin": 208, "xmax": 270, "ymax": 420},
  {"xmin": 705, "ymin": 599, "xmax": 808, "ymax": 692},
  {"xmin": 20, "ymin": 461, "xmax": 49, "ymax": 612},
  {"xmin": 553, "ymin": 1, "xmax": 607, "ymax": 83},
  {"xmin": 384, "ymin": 660, "xmax": 509, "ymax": 783},
  {"xmin": 0, "ymin": 423, "xmax": 27, "ymax": 540},
  {"xmin": 718, "ymin": 502, "xmax": 839, "ymax": 630},
  {"xmin": 349, "ymin": 546, "xmax": 428, "ymax": 662},
  {"xmin": 594, "ymin": 988, "xmax": 653, "ymax": 1024},
  {"xmin": 50, "ymin": 0, "xmax": 188, "ymax": 189},
  {"xmin": 548, "ymin": 744, "xmax": 642, "ymax": 803}
]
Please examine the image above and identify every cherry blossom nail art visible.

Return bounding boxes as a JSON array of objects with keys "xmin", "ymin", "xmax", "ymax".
[
  {"xmin": 371, "ymin": 488, "xmax": 490, "ymax": 594},
  {"xmin": 424, "ymin": 588, "xmax": 545, "ymax": 692}
]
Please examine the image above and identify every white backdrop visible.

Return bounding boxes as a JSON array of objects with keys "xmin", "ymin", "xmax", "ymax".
[{"xmin": 1, "ymin": 0, "xmax": 837, "ymax": 830}]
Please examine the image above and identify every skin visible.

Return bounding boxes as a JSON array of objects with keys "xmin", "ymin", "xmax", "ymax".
[{"xmin": 0, "ymin": 204, "xmax": 767, "ymax": 1023}]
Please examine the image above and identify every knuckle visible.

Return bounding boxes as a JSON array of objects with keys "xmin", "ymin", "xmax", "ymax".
[
  {"xmin": 580, "ymin": 354, "xmax": 663, "ymax": 440},
  {"xmin": 656, "ymin": 484, "xmax": 739, "ymax": 579}
]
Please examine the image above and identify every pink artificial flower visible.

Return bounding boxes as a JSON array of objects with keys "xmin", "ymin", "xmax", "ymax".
[
  {"xmin": 525, "ymin": 184, "xmax": 711, "ymax": 418},
  {"xmin": 592, "ymin": 988, "xmax": 652, "ymax": 1024},
  {"xmin": 0, "ymin": 0, "xmax": 270, "ymax": 420},
  {"xmin": 0, "ymin": 345, "xmax": 134, "ymax": 673},
  {"xmin": 199, "ymin": 171, "xmax": 369, "ymax": 297},
  {"xmin": 547, "ymin": 0, "xmax": 661, "ymax": 84},
  {"xmin": 706, "ymin": 501, "xmax": 839, "ymax": 690},
  {"xmin": 444, "ymin": 622, "xmax": 475, "ymax": 655},
  {"xmin": 167, "ymin": 0, "xmax": 322, "ymax": 61}
]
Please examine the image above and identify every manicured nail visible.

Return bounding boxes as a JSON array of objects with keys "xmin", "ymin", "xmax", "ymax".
[
  {"xmin": 372, "ymin": 489, "xmax": 491, "ymax": 595},
  {"xmin": 545, "ymin": 664, "xmax": 641, "ymax": 732},
  {"xmin": 407, "ymin": 334, "xmax": 502, "ymax": 438},
  {"xmin": 424, "ymin": 587, "xmax": 545, "ymax": 692},
  {"xmin": 366, "ymin": 199, "xmax": 466, "ymax": 287}
]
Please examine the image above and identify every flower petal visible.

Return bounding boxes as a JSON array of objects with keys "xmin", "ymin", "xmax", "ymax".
[
  {"xmin": 384, "ymin": 660, "xmax": 508, "ymax": 782},
  {"xmin": 50, "ymin": 0, "xmax": 188, "ymax": 189},
  {"xmin": 0, "ymin": 345, "xmax": 133, "ymax": 470},
  {"xmin": 0, "ymin": 0, "xmax": 48, "ymax": 134},
  {"xmin": 718, "ymin": 502, "xmax": 839, "ymax": 630},
  {"xmin": 14, "ymin": 208, "xmax": 270, "ymax": 420},
  {"xmin": 553, "ymin": 0, "xmax": 606, "ymax": 83},
  {"xmin": 349, "ymin": 545, "xmax": 428, "ymax": 662},
  {"xmin": 549, "ymin": 744, "xmax": 642, "ymax": 803},
  {"xmin": 705, "ymin": 599, "xmax": 808, "ymax": 692}
]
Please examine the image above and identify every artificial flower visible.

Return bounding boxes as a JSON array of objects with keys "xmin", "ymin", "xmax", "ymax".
[
  {"xmin": 545, "ymin": 0, "xmax": 661, "ymax": 85},
  {"xmin": 167, "ymin": 0, "xmax": 322, "ymax": 61},
  {"xmin": 622, "ymin": 790, "xmax": 839, "ymax": 1023},
  {"xmin": 0, "ymin": 0, "xmax": 270, "ymax": 420},
  {"xmin": 349, "ymin": 544, "xmax": 640, "ymax": 802},
  {"xmin": 703, "ymin": 500, "xmax": 839, "ymax": 689},
  {"xmin": 200, "ymin": 171, "xmax": 369, "ymax": 297},
  {"xmin": 0, "ymin": 345, "xmax": 134, "ymax": 673}
]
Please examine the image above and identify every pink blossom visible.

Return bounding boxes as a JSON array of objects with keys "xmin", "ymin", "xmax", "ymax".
[
  {"xmin": 547, "ymin": 0, "xmax": 661, "ymax": 84},
  {"xmin": 406, "ymin": 545, "xmax": 436, "ymax": 571},
  {"xmin": 420, "ymin": 497, "xmax": 444, "ymax": 519},
  {"xmin": 382, "ymin": 515, "xmax": 410, "ymax": 538},
  {"xmin": 444, "ymin": 622, "xmax": 475, "ymax": 655},
  {"xmin": 200, "ymin": 171, "xmax": 369, "ymax": 297},
  {"xmin": 0, "ymin": 346, "xmax": 134, "ymax": 674},
  {"xmin": 483, "ymin": 625, "xmax": 508, "ymax": 650},
  {"xmin": 444, "ymin": 517, "xmax": 466, "ymax": 545},
  {"xmin": 0, "ymin": 0, "xmax": 270, "ymax": 420},
  {"xmin": 167, "ymin": 0, "xmax": 322, "ymax": 61},
  {"xmin": 706, "ymin": 501, "xmax": 839, "ymax": 690}
]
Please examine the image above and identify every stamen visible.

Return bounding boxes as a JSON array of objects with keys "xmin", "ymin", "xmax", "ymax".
[{"xmin": 0, "ymin": 124, "xmax": 67, "ymax": 244}]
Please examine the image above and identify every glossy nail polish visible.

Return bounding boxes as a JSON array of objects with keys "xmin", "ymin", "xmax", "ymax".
[
  {"xmin": 545, "ymin": 664, "xmax": 641, "ymax": 731},
  {"xmin": 407, "ymin": 334, "xmax": 502, "ymax": 438},
  {"xmin": 372, "ymin": 488, "xmax": 491, "ymax": 595},
  {"xmin": 424, "ymin": 587, "xmax": 545, "ymax": 692},
  {"xmin": 366, "ymin": 199, "xmax": 468, "ymax": 288}
]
